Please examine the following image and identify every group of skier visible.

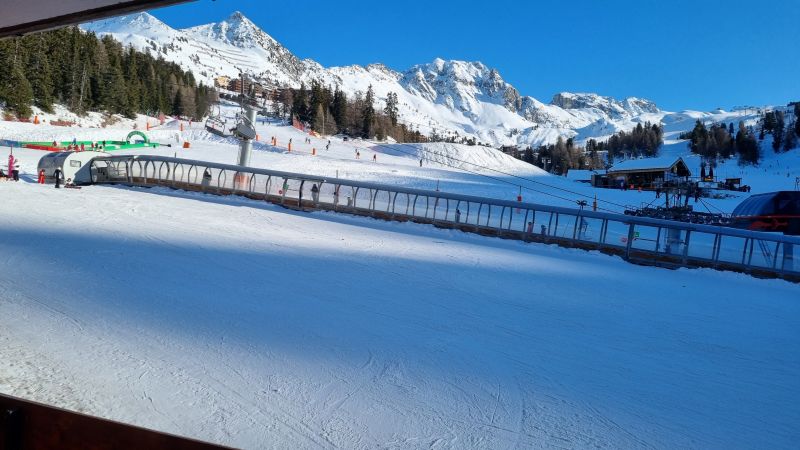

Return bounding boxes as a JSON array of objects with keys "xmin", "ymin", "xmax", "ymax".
[{"xmin": 8, "ymin": 151, "xmax": 73, "ymax": 188}]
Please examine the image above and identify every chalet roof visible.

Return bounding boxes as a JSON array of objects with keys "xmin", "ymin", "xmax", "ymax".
[{"xmin": 608, "ymin": 156, "xmax": 688, "ymax": 174}]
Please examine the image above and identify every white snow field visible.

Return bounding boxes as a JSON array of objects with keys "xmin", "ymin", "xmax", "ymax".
[
  {"xmin": 4, "ymin": 105, "xmax": 799, "ymax": 218},
  {"xmin": 1, "ymin": 174, "xmax": 799, "ymax": 448},
  {"xmin": 1, "ymin": 112, "xmax": 800, "ymax": 448}
]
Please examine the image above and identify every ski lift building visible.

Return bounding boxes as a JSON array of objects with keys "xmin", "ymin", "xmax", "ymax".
[
  {"xmin": 606, "ymin": 156, "xmax": 691, "ymax": 189},
  {"xmin": 37, "ymin": 151, "xmax": 107, "ymax": 185}
]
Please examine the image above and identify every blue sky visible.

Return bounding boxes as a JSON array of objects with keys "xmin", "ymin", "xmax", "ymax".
[{"xmin": 151, "ymin": 0, "xmax": 799, "ymax": 111}]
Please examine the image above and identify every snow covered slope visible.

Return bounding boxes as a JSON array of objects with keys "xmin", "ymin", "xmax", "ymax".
[
  {"xmin": 81, "ymin": 11, "xmax": 768, "ymax": 149},
  {"xmin": 1, "ymin": 178, "xmax": 798, "ymax": 449}
]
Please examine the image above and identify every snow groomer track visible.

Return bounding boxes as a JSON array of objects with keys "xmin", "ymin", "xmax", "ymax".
[{"xmin": 91, "ymin": 155, "xmax": 800, "ymax": 282}]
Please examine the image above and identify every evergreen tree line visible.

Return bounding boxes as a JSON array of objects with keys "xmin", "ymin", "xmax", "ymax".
[
  {"xmin": 760, "ymin": 106, "xmax": 799, "ymax": 153},
  {"xmin": 681, "ymin": 102, "xmax": 799, "ymax": 166},
  {"xmin": 0, "ymin": 26, "xmax": 215, "ymax": 120},
  {"xmin": 272, "ymin": 81, "xmax": 427, "ymax": 143},
  {"xmin": 506, "ymin": 123, "xmax": 664, "ymax": 175},
  {"xmin": 682, "ymin": 120, "xmax": 761, "ymax": 165},
  {"xmin": 531, "ymin": 136, "xmax": 594, "ymax": 175},
  {"xmin": 585, "ymin": 122, "xmax": 664, "ymax": 161},
  {"xmin": 508, "ymin": 136, "xmax": 602, "ymax": 175}
]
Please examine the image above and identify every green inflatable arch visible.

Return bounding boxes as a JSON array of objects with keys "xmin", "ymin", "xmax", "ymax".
[{"xmin": 126, "ymin": 130, "xmax": 149, "ymax": 144}]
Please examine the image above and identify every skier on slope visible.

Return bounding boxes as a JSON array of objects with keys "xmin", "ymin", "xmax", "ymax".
[{"xmin": 12, "ymin": 158, "xmax": 19, "ymax": 182}]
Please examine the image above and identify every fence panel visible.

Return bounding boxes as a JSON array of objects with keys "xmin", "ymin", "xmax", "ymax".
[
  {"xmin": 687, "ymin": 232, "xmax": 717, "ymax": 262},
  {"xmin": 90, "ymin": 156, "xmax": 800, "ymax": 282},
  {"xmin": 631, "ymin": 225, "xmax": 660, "ymax": 252}
]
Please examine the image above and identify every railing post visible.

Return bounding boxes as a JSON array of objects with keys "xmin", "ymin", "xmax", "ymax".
[
  {"xmin": 624, "ymin": 223, "xmax": 635, "ymax": 260},
  {"xmin": 655, "ymin": 227, "xmax": 662, "ymax": 253},
  {"xmin": 390, "ymin": 192, "xmax": 398, "ymax": 216},
  {"xmin": 682, "ymin": 230, "xmax": 691, "ymax": 265},
  {"xmin": 572, "ymin": 213, "xmax": 580, "ymax": 240},
  {"xmin": 742, "ymin": 238, "xmax": 751, "ymax": 266},
  {"xmin": 600, "ymin": 219, "xmax": 608, "ymax": 244}
]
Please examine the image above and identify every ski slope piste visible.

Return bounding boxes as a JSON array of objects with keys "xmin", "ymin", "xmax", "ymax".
[{"xmin": 86, "ymin": 153, "xmax": 799, "ymax": 282}]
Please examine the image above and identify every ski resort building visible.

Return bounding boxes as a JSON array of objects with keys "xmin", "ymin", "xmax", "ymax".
[
  {"xmin": 36, "ymin": 151, "xmax": 108, "ymax": 184},
  {"xmin": 604, "ymin": 156, "xmax": 691, "ymax": 189}
]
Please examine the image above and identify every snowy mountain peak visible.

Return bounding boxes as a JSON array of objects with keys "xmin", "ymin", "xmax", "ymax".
[
  {"xmin": 228, "ymin": 10, "xmax": 248, "ymax": 22},
  {"xmin": 400, "ymin": 59, "xmax": 521, "ymax": 113},
  {"xmin": 185, "ymin": 11, "xmax": 273, "ymax": 49},
  {"xmin": 551, "ymin": 92, "xmax": 660, "ymax": 117},
  {"xmin": 83, "ymin": 11, "xmax": 173, "ymax": 36},
  {"xmin": 82, "ymin": 11, "xmax": 679, "ymax": 148}
]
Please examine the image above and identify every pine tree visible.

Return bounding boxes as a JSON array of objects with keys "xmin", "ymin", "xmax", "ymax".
[
  {"xmin": 783, "ymin": 126, "xmax": 797, "ymax": 152},
  {"xmin": 795, "ymin": 103, "xmax": 800, "ymax": 136},
  {"xmin": 384, "ymin": 91, "xmax": 398, "ymax": 126},
  {"xmin": 772, "ymin": 111, "xmax": 784, "ymax": 151},
  {"xmin": 179, "ymin": 86, "xmax": 196, "ymax": 119},
  {"xmin": 362, "ymin": 84, "xmax": 375, "ymax": 138},
  {"xmin": 122, "ymin": 46, "xmax": 140, "ymax": 117},
  {"xmin": 2, "ymin": 47, "xmax": 34, "ymax": 118},
  {"xmin": 172, "ymin": 88, "xmax": 183, "ymax": 117},
  {"xmin": 688, "ymin": 120, "xmax": 709, "ymax": 156},
  {"xmin": 312, "ymin": 103, "xmax": 326, "ymax": 134},
  {"xmin": 25, "ymin": 38, "xmax": 55, "ymax": 113},
  {"xmin": 763, "ymin": 111, "xmax": 776, "ymax": 133},
  {"xmin": 292, "ymin": 83, "xmax": 309, "ymax": 123},
  {"xmin": 736, "ymin": 121, "xmax": 759, "ymax": 165},
  {"xmin": 331, "ymin": 88, "xmax": 347, "ymax": 133}
]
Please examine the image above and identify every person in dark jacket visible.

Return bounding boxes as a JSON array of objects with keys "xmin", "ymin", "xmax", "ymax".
[
  {"xmin": 311, "ymin": 183, "xmax": 320, "ymax": 203},
  {"xmin": 54, "ymin": 168, "xmax": 63, "ymax": 188}
]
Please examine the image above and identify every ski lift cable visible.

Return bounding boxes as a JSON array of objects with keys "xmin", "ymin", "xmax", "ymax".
[
  {"xmin": 258, "ymin": 133, "xmax": 621, "ymax": 213},
  {"xmin": 363, "ymin": 141, "xmax": 622, "ymax": 213},
  {"xmin": 368, "ymin": 141, "xmax": 629, "ymax": 211},
  {"xmin": 386, "ymin": 141, "xmax": 631, "ymax": 209}
]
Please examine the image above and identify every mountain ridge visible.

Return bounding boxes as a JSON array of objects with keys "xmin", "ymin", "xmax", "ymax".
[{"xmin": 82, "ymin": 11, "xmax": 740, "ymax": 147}]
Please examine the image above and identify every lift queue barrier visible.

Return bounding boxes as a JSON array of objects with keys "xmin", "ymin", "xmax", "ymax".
[{"xmin": 89, "ymin": 155, "xmax": 800, "ymax": 283}]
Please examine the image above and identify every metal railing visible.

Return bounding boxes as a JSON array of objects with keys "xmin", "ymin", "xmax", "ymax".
[{"xmin": 89, "ymin": 155, "xmax": 800, "ymax": 282}]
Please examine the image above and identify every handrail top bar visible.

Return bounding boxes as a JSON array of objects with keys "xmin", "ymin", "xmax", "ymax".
[{"xmin": 92, "ymin": 154, "xmax": 800, "ymax": 245}]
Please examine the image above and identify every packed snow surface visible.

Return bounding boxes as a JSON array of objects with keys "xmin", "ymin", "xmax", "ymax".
[
  {"xmin": 1, "ymin": 179, "xmax": 798, "ymax": 449},
  {"xmin": 2, "ymin": 108, "xmax": 800, "ymax": 448}
]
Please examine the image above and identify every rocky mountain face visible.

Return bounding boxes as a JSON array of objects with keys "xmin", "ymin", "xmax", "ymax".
[
  {"xmin": 551, "ymin": 92, "xmax": 660, "ymax": 117},
  {"xmin": 83, "ymin": 11, "xmax": 668, "ymax": 147}
]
